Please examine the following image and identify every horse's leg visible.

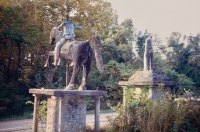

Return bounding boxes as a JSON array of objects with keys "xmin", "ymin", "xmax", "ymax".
[
  {"xmin": 77, "ymin": 64, "xmax": 89, "ymax": 90},
  {"xmin": 44, "ymin": 53, "xmax": 50, "ymax": 67},
  {"xmin": 78, "ymin": 55, "xmax": 93, "ymax": 90},
  {"xmin": 64, "ymin": 60, "xmax": 80, "ymax": 90},
  {"xmin": 44, "ymin": 51, "xmax": 54, "ymax": 67},
  {"xmin": 57, "ymin": 58, "xmax": 61, "ymax": 65}
]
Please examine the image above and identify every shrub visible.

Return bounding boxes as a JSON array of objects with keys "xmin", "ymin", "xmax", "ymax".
[{"xmin": 101, "ymin": 85, "xmax": 200, "ymax": 132}]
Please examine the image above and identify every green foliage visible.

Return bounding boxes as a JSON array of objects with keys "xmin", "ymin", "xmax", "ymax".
[
  {"xmin": 0, "ymin": 0, "xmax": 114, "ymax": 117},
  {"xmin": 162, "ymin": 68, "xmax": 195, "ymax": 92},
  {"xmin": 135, "ymin": 30, "xmax": 149, "ymax": 58},
  {"xmin": 38, "ymin": 100, "xmax": 47, "ymax": 124},
  {"xmin": 26, "ymin": 100, "xmax": 47, "ymax": 124},
  {"xmin": 119, "ymin": 19, "xmax": 135, "ymax": 43},
  {"xmin": 1, "ymin": 0, "xmax": 199, "ymax": 122},
  {"xmin": 102, "ymin": 51, "xmax": 112, "ymax": 64},
  {"xmin": 0, "ymin": 111, "xmax": 33, "ymax": 121},
  {"xmin": 116, "ymin": 63, "xmax": 135, "ymax": 81},
  {"xmin": 153, "ymin": 52, "xmax": 167, "ymax": 70},
  {"xmin": 106, "ymin": 18, "xmax": 135, "ymax": 46},
  {"xmin": 0, "ymin": 0, "xmax": 48, "ymax": 117},
  {"xmin": 101, "ymin": 86, "xmax": 200, "ymax": 132},
  {"xmin": 124, "ymin": 85, "xmax": 139, "ymax": 107},
  {"xmin": 94, "ymin": 60, "xmax": 136, "ymax": 107},
  {"xmin": 0, "ymin": 82, "xmax": 32, "ymax": 118},
  {"xmin": 159, "ymin": 33, "xmax": 200, "ymax": 88},
  {"xmin": 186, "ymin": 54, "xmax": 200, "ymax": 87},
  {"xmin": 86, "ymin": 70, "xmax": 104, "ymax": 90},
  {"xmin": 117, "ymin": 44, "xmax": 134, "ymax": 63},
  {"xmin": 103, "ymin": 60, "xmax": 135, "ymax": 81},
  {"xmin": 86, "ymin": 97, "xmax": 95, "ymax": 110},
  {"xmin": 104, "ymin": 75, "xmax": 120, "ymax": 100},
  {"xmin": 43, "ymin": 64, "xmax": 66, "ymax": 89},
  {"xmin": 101, "ymin": 41, "xmax": 118, "ymax": 60}
]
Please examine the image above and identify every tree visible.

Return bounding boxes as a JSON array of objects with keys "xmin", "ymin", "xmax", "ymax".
[
  {"xmin": 0, "ymin": 1, "xmax": 48, "ymax": 116},
  {"xmin": 184, "ymin": 34, "xmax": 200, "ymax": 87},
  {"xmin": 162, "ymin": 68, "xmax": 195, "ymax": 92},
  {"xmin": 0, "ymin": 0, "xmax": 115, "ymax": 117},
  {"xmin": 135, "ymin": 30, "xmax": 149, "ymax": 58},
  {"xmin": 106, "ymin": 18, "xmax": 135, "ymax": 45},
  {"xmin": 158, "ymin": 32, "xmax": 200, "ymax": 88}
]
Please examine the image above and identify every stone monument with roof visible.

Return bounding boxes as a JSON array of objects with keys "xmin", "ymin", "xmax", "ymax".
[{"xmin": 119, "ymin": 35, "xmax": 179, "ymax": 101}]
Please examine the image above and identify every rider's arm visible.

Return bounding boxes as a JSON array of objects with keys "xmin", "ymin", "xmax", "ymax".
[
  {"xmin": 57, "ymin": 22, "xmax": 65, "ymax": 31},
  {"xmin": 74, "ymin": 24, "xmax": 82, "ymax": 30}
]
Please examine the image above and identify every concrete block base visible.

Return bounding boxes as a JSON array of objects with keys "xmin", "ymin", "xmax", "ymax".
[
  {"xmin": 29, "ymin": 89, "xmax": 107, "ymax": 132},
  {"xmin": 60, "ymin": 96, "xmax": 86, "ymax": 132}
]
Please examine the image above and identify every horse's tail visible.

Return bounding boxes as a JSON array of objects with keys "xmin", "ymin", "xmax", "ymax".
[{"xmin": 93, "ymin": 36, "xmax": 104, "ymax": 73}]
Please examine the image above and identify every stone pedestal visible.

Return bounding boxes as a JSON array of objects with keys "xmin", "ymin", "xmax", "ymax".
[
  {"xmin": 29, "ymin": 89, "xmax": 107, "ymax": 132},
  {"xmin": 119, "ymin": 70, "xmax": 179, "ymax": 101},
  {"xmin": 46, "ymin": 96, "xmax": 58, "ymax": 131},
  {"xmin": 60, "ymin": 96, "xmax": 86, "ymax": 132}
]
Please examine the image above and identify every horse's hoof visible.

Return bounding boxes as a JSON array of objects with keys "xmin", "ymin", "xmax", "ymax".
[
  {"xmin": 52, "ymin": 59, "xmax": 59, "ymax": 66},
  {"xmin": 64, "ymin": 84, "xmax": 74, "ymax": 90},
  {"xmin": 70, "ymin": 62, "xmax": 74, "ymax": 67},
  {"xmin": 78, "ymin": 86, "xmax": 87, "ymax": 90}
]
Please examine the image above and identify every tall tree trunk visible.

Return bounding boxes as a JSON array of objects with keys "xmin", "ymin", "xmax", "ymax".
[
  {"xmin": 4, "ymin": 57, "xmax": 11, "ymax": 83},
  {"xmin": 17, "ymin": 42, "xmax": 21, "ymax": 90}
]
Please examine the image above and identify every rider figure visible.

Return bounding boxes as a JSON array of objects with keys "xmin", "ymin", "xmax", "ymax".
[{"xmin": 53, "ymin": 16, "xmax": 82, "ymax": 66}]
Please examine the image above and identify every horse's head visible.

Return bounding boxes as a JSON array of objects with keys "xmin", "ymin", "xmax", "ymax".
[{"xmin": 49, "ymin": 27, "xmax": 63, "ymax": 45}]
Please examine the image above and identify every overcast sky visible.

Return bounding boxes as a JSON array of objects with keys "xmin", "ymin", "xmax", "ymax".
[{"xmin": 106, "ymin": 0, "xmax": 200, "ymax": 38}]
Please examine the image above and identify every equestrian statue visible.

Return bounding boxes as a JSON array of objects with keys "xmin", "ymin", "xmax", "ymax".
[{"xmin": 44, "ymin": 16, "xmax": 103, "ymax": 90}]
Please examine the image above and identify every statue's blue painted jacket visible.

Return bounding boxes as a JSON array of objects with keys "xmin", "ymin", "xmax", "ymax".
[{"xmin": 58, "ymin": 21, "xmax": 82, "ymax": 39}]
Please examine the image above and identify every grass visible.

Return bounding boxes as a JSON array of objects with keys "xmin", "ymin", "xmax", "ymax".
[
  {"xmin": 0, "ymin": 111, "xmax": 33, "ymax": 122},
  {"xmin": 0, "ymin": 109, "xmax": 115, "ymax": 122},
  {"xmin": 97, "ymin": 85, "xmax": 200, "ymax": 132},
  {"xmin": 86, "ymin": 109, "xmax": 115, "ymax": 114}
]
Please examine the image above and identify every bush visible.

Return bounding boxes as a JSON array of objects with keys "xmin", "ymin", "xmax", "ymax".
[
  {"xmin": 101, "ymin": 85, "xmax": 200, "ymax": 132},
  {"xmin": 162, "ymin": 68, "xmax": 195, "ymax": 93}
]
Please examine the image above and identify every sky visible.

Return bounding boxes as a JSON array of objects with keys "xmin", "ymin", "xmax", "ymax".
[{"xmin": 105, "ymin": 0, "xmax": 200, "ymax": 39}]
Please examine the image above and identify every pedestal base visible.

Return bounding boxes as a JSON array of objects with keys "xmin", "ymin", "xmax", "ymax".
[
  {"xmin": 60, "ymin": 96, "xmax": 86, "ymax": 132},
  {"xmin": 119, "ymin": 70, "xmax": 179, "ymax": 101},
  {"xmin": 46, "ymin": 95, "xmax": 87, "ymax": 132},
  {"xmin": 29, "ymin": 89, "xmax": 107, "ymax": 132}
]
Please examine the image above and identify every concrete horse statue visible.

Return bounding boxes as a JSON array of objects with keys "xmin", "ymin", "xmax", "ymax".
[{"xmin": 44, "ymin": 27, "xmax": 104, "ymax": 90}]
